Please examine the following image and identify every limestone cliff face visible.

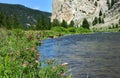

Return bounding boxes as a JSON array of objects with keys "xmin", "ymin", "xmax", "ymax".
[{"xmin": 52, "ymin": 0, "xmax": 120, "ymax": 27}]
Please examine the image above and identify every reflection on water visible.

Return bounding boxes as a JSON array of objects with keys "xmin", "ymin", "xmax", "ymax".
[{"xmin": 39, "ymin": 32, "xmax": 120, "ymax": 78}]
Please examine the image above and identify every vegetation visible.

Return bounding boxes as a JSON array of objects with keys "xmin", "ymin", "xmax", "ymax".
[
  {"xmin": 0, "ymin": 3, "xmax": 51, "ymax": 27},
  {"xmin": 82, "ymin": 18, "xmax": 90, "ymax": 29},
  {"xmin": 0, "ymin": 28, "xmax": 71, "ymax": 78},
  {"xmin": 61, "ymin": 20, "xmax": 68, "ymax": 28},
  {"xmin": 92, "ymin": 17, "xmax": 98, "ymax": 26},
  {"xmin": 94, "ymin": 1, "xmax": 98, "ymax": 6},
  {"xmin": 0, "ymin": 3, "xmax": 119, "ymax": 78},
  {"xmin": 0, "ymin": 11, "xmax": 92, "ymax": 77},
  {"xmin": 69, "ymin": 20, "xmax": 74, "ymax": 27}
]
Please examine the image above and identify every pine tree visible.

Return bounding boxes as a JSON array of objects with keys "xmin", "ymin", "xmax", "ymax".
[
  {"xmin": 69, "ymin": 20, "xmax": 74, "ymax": 27},
  {"xmin": 92, "ymin": 17, "xmax": 98, "ymax": 25},
  {"xmin": 61, "ymin": 20, "xmax": 68, "ymax": 28},
  {"xmin": 82, "ymin": 18, "xmax": 90, "ymax": 29},
  {"xmin": 111, "ymin": 0, "xmax": 115, "ymax": 8},
  {"xmin": 98, "ymin": 17, "xmax": 102, "ymax": 23},
  {"xmin": 99, "ymin": 10, "xmax": 102, "ymax": 16},
  {"xmin": 12, "ymin": 14, "xmax": 22, "ymax": 29},
  {"xmin": 94, "ymin": 1, "xmax": 98, "ymax": 6},
  {"xmin": 51, "ymin": 19, "xmax": 60, "ymax": 27}
]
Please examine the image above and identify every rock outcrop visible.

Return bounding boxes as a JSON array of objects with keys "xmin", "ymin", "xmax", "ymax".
[{"xmin": 52, "ymin": 0, "xmax": 120, "ymax": 27}]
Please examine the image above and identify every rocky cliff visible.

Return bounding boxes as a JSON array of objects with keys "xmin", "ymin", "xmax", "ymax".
[{"xmin": 52, "ymin": 0, "xmax": 120, "ymax": 28}]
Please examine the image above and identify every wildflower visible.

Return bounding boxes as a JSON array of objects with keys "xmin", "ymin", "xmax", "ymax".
[
  {"xmin": 52, "ymin": 66, "xmax": 56, "ymax": 71},
  {"xmin": 25, "ymin": 48, "xmax": 29, "ymax": 51},
  {"xmin": 61, "ymin": 72, "xmax": 67, "ymax": 77},
  {"xmin": 31, "ymin": 47, "xmax": 36, "ymax": 52},
  {"xmin": 22, "ymin": 63, "xmax": 27, "ymax": 68},
  {"xmin": 35, "ymin": 60, "xmax": 39, "ymax": 63}
]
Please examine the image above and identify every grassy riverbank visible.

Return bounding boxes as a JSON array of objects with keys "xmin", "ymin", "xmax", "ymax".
[
  {"xmin": 0, "ymin": 25, "xmax": 119, "ymax": 78},
  {"xmin": 0, "ymin": 28, "xmax": 72, "ymax": 78}
]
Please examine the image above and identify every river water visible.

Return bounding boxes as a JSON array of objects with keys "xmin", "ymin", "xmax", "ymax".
[{"xmin": 39, "ymin": 32, "xmax": 120, "ymax": 78}]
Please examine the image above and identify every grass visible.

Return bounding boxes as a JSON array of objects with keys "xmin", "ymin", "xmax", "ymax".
[
  {"xmin": 0, "ymin": 28, "xmax": 71, "ymax": 78},
  {"xmin": 45, "ymin": 27, "xmax": 92, "ymax": 38}
]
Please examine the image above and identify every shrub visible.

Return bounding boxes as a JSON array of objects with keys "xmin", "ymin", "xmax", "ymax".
[
  {"xmin": 76, "ymin": 27, "xmax": 91, "ymax": 33},
  {"xmin": 67, "ymin": 27, "xmax": 76, "ymax": 33},
  {"xmin": 82, "ymin": 18, "xmax": 90, "ymax": 29}
]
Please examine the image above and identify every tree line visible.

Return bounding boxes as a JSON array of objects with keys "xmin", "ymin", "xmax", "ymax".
[
  {"xmin": 0, "ymin": 12, "xmax": 91, "ymax": 30},
  {"xmin": 0, "ymin": 12, "xmax": 23, "ymax": 29}
]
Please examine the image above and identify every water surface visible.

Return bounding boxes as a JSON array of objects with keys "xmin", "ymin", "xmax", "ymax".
[{"xmin": 39, "ymin": 32, "xmax": 120, "ymax": 78}]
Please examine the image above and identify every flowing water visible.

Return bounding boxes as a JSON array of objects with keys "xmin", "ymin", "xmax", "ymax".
[{"xmin": 39, "ymin": 32, "xmax": 120, "ymax": 78}]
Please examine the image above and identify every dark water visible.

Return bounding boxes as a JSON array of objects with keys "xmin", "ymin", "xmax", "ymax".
[{"xmin": 39, "ymin": 32, "xmax": 120, "ymax": 78}]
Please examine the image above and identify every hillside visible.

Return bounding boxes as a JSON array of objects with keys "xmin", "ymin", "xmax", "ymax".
[{"xmin": 0, "ymin": 3, "xmax": 51, "ymax": 27}]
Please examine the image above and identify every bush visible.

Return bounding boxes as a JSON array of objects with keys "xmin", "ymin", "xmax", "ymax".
[
  {"xmin": 67, "ymin": 27, "xmax": 76, "ymax": 33},
  {"xmin": 76, "ymin": 27, "xmax": 91, "ymax": 33},
  {"xmin": 51, "ymin": 27, "xmax": 66, "ymax": 32}
]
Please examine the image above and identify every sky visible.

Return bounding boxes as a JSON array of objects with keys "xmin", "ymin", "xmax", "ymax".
[{"xmin": 0, "ymin": 0, "xmax": 52, "ymax": 12}]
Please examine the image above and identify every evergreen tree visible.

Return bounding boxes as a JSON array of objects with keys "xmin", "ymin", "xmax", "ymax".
[
  {"xmin": 36, "ymin": 16, "xmax": 43, "ymax": 30},
  {"xmin": 51, "ymin": 19, "xmax": 60, "ymax": 27},
  {"xmin": 98, "ymin": 17, "xmax": 102, "ymax": 23},
  {"xmin": 61, "ymin": 20, "xmax": 68, "ymax": 28},
  {"xmin": 92, "ymin": 17, "xmax": 98, "ymax": 25},
  {"xmin": 0, "ymin": 12, "xmax": 4, "ymax": 27},
  {"xmin": 94, "ymin": 1, "xmax": 98, "ymax": 6},
  {"xmin": 69, "ymin": 20, "xmax": 74, "ymax": 27},
  {"xmin": 46, "ymin": 18, "xmax": 51, "ymax": 30},
  {"xmin": 111, "ymin": 0, "xmax": 115, "ymax": 8},
  {"xmin": 82, "ymin": 18, "xmax": 90, "ymax": 29},
  {"xmin": 99, "ymin": 10, "xmax": 102, "ymax": 16},
  {"xmin": 12, "ymin": 14, "xmax": 22, "ymax": 29}
]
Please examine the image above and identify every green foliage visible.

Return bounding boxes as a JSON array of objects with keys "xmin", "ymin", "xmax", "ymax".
[
  {"xmin": 36, "ymin": 15, "xmax": 51, "ymax": 30},
  {"xmin": 0, "ymin": 3, "xmax": 51, "ymax": 27},
  {"xmin": 69, "ymin": 20, "xmax": 74, "ymax": 27},
  {"xmin": 76, "ymin": 27, "xmax": 91, "ymax": 33},
  {"xmin": 92, "ymin": 17, "xmax": 98, "ymax": 26},
  {"xmin": 51, "ymin": 19, "xmax": 60, "ymax": 27},
  {"xmin": 0, "ymin": 12, "xmax": 23, "ymax": 29},
  {"xmin": 82, "ymin": 18, "xmax": 90, "ymax": 29},
  {"xmin": 98, "ymin": 17, "xmax": 102, "ymax": 23},
  {"xmin": 51, "ymin": 26, "xmax": 67, "ymax": 33},
  {"xmin": 61, "ymin": 20, "xmax": 68, "ymax": 28},
  {"xmin": 99, "ymin": 10, "xmax": 102, "ymax": 16},
  {"xmin": 0, "ymin": 29, "xmax": 70, "ymax": 78},
  {"xmin": 111, "ymin": 0, "xmax": 115, "ymax": 8},
  {"xmin": 67, "ymin": 27, "xmax": 76, "ymax": 33}
]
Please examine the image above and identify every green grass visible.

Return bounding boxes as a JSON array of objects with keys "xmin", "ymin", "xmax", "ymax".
[
  {"xmin": 0, "ymin": 28, "xmax": 71, "ymax": 78},
  {"xmin": 44, "ymin": 27, "xmax": 92, "ymax": 37}
]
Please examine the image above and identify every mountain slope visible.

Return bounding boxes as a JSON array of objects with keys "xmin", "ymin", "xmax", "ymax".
[{"xmin": 0, "ymin": 3, "xmax": 51, "ymax": 27}]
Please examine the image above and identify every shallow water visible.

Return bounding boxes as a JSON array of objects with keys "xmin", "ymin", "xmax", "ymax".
[{"xmin": 39, "ymin": 32, "xmax": 120, "ymax": 78}]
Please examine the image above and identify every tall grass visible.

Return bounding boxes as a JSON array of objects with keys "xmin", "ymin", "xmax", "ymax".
[{"xmin": 0, "ymin": 28, "xmax": 70, "ymax": 78}]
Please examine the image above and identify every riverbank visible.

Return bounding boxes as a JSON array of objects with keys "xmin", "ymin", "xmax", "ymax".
[
  {"xmin": 0, "ymin": 28, "xmax": 71, "ymax": 78},
  {"xmin": 0, "ymin": 26, "xmax": 119, "ymax": 78}
]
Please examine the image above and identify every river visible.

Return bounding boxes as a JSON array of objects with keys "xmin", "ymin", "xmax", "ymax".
[{"xmin": 39, "ymin": 32, "xmax": 120, "ymax": 78}]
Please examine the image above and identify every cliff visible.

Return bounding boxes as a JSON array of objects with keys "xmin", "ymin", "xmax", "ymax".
[{"xmin": 52, "ymin": 0, "xmax": 120, "ymax": 28}]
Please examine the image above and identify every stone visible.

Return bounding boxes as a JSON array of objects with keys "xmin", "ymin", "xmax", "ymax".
[{"xmin": 51, "ymin": 0, "xmax": 120, "ymax": 27}]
